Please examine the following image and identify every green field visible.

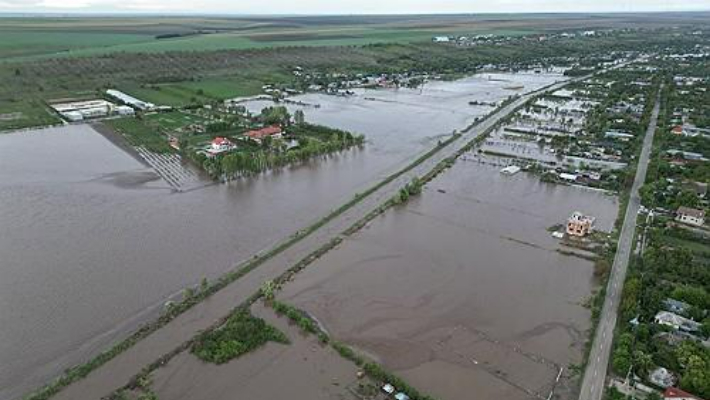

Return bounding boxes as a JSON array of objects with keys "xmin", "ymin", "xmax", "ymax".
[
  {"xmin": 0, "ymin": 27, "xmax": 535, "ymax": 62},
  {"xmin": 142, "ymin": 110, "xmax": 210, "ymax": 131},
  {"xmin": 661, "ymin": 234, "xmax": 710, "ymax": 257},
  {"xmin": 104, "ymin": 117, "xmax": 173, "ymax": 153},
  {"xmin": 123, "ymin": 76, "xmax": 275, "ymax": 107},
  {"xmin": 0, "ymin": 99, "xmax": 60, "ymax": 131},
  {"xmin": 2, "ymin": 13, "xmax": 708, "ymax": 62},
  {"xmin": 0, "ymin": 31, "xmax": 154, "ymax": 59}
]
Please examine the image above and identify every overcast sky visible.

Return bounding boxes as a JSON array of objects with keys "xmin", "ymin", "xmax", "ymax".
[{"xmin": 0, "ymin": 0, "xmax": 709, "ymax": 14}]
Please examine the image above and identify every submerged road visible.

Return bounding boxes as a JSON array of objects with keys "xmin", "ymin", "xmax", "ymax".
[
  {"xmin": 578, "ymin": 86, "xmax": 662, "ymax": 400},
  {"xmin": 35, "ymin": 71, "xmax": 607, "ymax": 400}
]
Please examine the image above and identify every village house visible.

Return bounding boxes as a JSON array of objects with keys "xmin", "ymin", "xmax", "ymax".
[
  {"xmin": 245, "ymin": 125, "xmax": 283, "ymax": 144},
  {"xmin": 664, "ymin": 387, "xmax": 704, "ymax": 400},
  {"xmin": 675, "ymin": 207, "xmax": 706, "ymax": 227},
  {"xmin": 207, "ymin": 137, "xmax": 236, "ymax": 156},
  {"xmin": 566, "ymin": 212, "xmax": 595, "ymax": 237},
  {"xmin": 654, "ymin": 311, "xmax": 702, "ymax": 333}
]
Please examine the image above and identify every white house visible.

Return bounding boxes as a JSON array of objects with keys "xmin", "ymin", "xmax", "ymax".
[
  {"xmin": 676, "ymin": 207, "xmax": 705, "ymax": 227},
  {"xmin": 654, "ymin": 311, "xmax": 702, "ymax": 333},
  {"xmin": 207, "ymin": 137, "xmax": 236, "ymax": 155}
]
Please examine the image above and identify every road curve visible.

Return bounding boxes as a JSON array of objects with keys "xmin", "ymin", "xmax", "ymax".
[
  {"xmin": 27, "ymin": 71, "xmax": 603, "ymax": 400},
  {"xmin": 578, "ymin": 86, "xmax": 662, "ymax": 400}
]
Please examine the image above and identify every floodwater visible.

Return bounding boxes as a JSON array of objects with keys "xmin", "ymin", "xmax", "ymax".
[
  {"xmin": 152, "ymin": 303, "xmax": 364, "ymax": 400},
  {"xmin": 278, "ymin": 159, "xmax": 618, "ymax": 400},
  {"xmin": 0, "ymin": 71, "xmax": 563, "ymax": 400}
]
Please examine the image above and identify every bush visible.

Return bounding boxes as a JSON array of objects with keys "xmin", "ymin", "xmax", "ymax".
[{"xmin": 192, "ymin": 310, "xmax": 288, "ymax": 364}]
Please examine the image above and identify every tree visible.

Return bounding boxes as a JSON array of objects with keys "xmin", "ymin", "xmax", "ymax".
[
  {"xmin": 646, "ymin": 392, "xmax": 662, "ymax": 400},
  {"xmin": 294, "ymin": 109, "xmax": 305, "ymax": 125}
]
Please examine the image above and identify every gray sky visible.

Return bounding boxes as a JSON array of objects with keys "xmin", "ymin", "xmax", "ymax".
[{"xmin": 0, "ymin": 0, "xmax": 708, "ymax": 14}]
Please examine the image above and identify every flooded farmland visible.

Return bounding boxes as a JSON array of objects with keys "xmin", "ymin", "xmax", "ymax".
[
  {"xmin": 151, "ymin": 303, "xmax": 367, "ymax": 400},
  {"xmin": 278, "ymin": 158, "xmax": 618, "ymax": 400},
  {"xmin": 0, "ymin": 71, "xmax": 564, "ymax": 399}
]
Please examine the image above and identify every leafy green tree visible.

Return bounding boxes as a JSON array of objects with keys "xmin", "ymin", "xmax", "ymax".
[{"xmin": 294, "ymin": 109, "xmax": 305, "ymax": 125}]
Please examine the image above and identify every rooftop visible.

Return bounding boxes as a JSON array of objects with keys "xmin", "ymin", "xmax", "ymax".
[
  {"xmin": 677, "ymin": 207, "xmax": 706, "ymax": 219},
  {"xmin": 664, "ymin": 387, "xmax": 704, "ymax": 400}
]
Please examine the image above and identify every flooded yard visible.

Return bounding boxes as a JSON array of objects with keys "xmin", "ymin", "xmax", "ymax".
[
  {"xmin": 0, "ymin": 71, "xmax": 564, "ymax": 399},
  {"xmin": 277, "ymin": 159, "xmax": 618, "ymax": 400}
]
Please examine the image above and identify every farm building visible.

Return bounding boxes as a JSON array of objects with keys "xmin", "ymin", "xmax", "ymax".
[
  {"xmin": 245, "ymin": 125, "xmax": 283, "ymax": 143},
  {"xmin": 106, "ymin": 89, "xmax": 155, "ymax": 111},
  {"xmin": 51, "ymin": 99, "xmax": 119, "ymax": 122}
]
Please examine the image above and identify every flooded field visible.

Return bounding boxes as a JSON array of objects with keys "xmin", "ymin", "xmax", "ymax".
[
  {"xmin": 278, "ymin": 159, "xmax": 618, "ymax": 400},
  {"xmin": 0, "ymin": 71, "xmax": 563, "ymax": 399},
  {"xmin": 152, "ymin": 303, "xmax": 366, "ymax": 400}
]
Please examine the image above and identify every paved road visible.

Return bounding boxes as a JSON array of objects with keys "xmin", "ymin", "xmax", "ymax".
[
  {"xmin": 29, "ymin": 71, "xmax": 609, "ymax": 400},
  {"xmin": 578, "ymin": 86, "xmax": 662, "ymax": 400}
]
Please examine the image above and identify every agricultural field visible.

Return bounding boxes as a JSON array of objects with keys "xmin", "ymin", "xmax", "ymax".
[
  {"xmin": 1, "ymin": 13, "xmax": 707, "ymax": 61},
  {"xmin": 123, "ymin": 76, "xmax": 281, "ymax": 107},
  {"xmin": 0, "ymin": 99, "xmax": 60, "ymax": 131},
  {"xmin": 0, "ymin": 31, "xmax": 154, "ymax": 59}
]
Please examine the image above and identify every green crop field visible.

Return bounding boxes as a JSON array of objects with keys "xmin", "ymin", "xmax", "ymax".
[
  {"xmin": 0, "ymin": 31, "xmax": 155, "ymax": 59},
  {"xmin": 122, "ymin": 76, "xmax": 275, "ymax": 107},
  {"xmin": 1, "ymin": 12, "xmax": 707, "ymax": 62},
  {"xmin": 143, "ymin": 111, "xmax": 209, "ymax": 131},
  {"xmin": 1, "ymin": 26, "xmax": 535, "ymax": 61},
  {"xmin": 0, "ymin": 99, "xmax": 60, "ymax": 131}
]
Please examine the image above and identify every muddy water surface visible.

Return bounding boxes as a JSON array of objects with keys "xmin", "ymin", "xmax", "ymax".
[
  {"xmin": 278, "ymin": 159, "xmax": 618, "ymax": 400},
  {"xmin": 0, "ymin": 72, "xmax": 562, "ymax": 399}
]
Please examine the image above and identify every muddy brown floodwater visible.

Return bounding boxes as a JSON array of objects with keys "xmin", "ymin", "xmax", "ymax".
[
  {"xmin": 278, "ymin": 157, "xmax": 618, "ymax": 400},
  {"xmin": 152, "ymin": 302, "xmax": 366, "ymax": 400},
  {"xmin": 0, "ymin": 71, "xmax": 563, "ymax": 400}
]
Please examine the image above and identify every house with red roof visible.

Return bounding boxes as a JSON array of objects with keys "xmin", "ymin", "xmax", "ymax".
[
  {"xmin": 664, "ymin": 387, "xmax": 704, "ymax": 400},
  {"xmin": 244, "ymin": 125, "xmax": 283, "ymax": 143},
  {"xmin": 671, "ymin": 125, "xmax": 684, "ymax": 136}
]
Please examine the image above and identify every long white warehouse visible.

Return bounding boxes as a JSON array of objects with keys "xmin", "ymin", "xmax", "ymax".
[{"xmin": 106, "ymin": 89, "xmax": 155, "ymax": 111}]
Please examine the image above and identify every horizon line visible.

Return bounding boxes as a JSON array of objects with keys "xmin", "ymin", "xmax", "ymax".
[{"xmin": 2, "ymin": 10, "xmax": 710, "ymax": 17}]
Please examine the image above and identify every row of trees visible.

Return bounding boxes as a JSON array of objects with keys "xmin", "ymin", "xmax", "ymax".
[{"xmin": 199, "ymin": 125, "xmax": 364, "ymax": 180}]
